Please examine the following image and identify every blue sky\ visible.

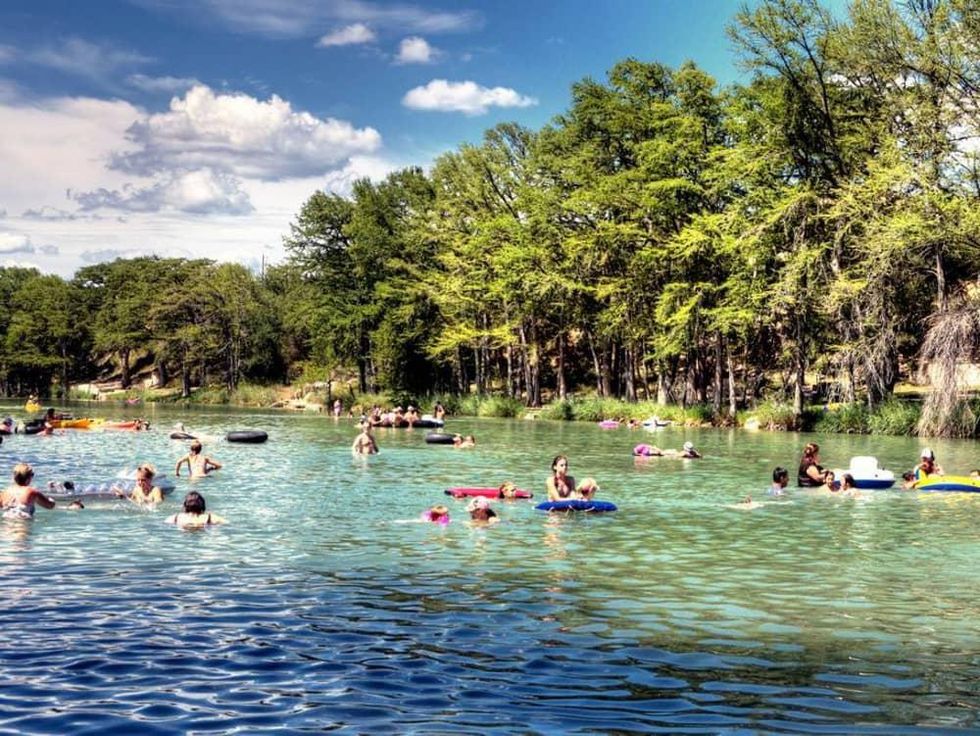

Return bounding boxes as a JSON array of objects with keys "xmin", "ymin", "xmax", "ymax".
[{"xmin": 0, "ymin": 0, "xmax": 754, "ymax": 276}]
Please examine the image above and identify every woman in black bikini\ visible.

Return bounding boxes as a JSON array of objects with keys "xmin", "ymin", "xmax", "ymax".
[{"xmin": 166, "ymin": 491, "xmax": 226, "ymax": 528}]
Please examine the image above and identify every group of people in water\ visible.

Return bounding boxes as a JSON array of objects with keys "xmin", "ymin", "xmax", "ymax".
[
  {"xmin": 1, "ymin": 419, "xmax": 227, "ymax": 529},
  {"xmin": 734, "ymin": 442, "xmax": 964, "ymax": 509}
]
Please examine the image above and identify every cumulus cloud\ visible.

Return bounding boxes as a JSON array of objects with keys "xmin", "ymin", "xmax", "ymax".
[
  {"xmin": 402, "ymin": 79, "xmax": 537, "ymax": 115},
  {"xmin": 110, "ymin": 84, "xmax": 382, "ymax": 180},
  {"xmin": 317, "ymin": 23, "xmax": 376, "ymax": 47},
  {"xmin": 0, "ymin": 231, "xmax": 35, "ymax": 255},
  {"xmin": 396, "ymin": 36, "xmax": 435, "ymax": 64},
  {"xmin": 72, "ymin": 169, "xmax": 253, "ymax": 215}
]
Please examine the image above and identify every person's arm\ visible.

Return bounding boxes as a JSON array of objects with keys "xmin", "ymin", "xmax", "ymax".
[{"xmin": 32, "ymin": 488, "xmax": 56, "ymax": 509}]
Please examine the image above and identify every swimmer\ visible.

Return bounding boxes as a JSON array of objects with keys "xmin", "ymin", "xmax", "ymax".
[
  {"xmin": 421, "ymin": 505, "xmax": 450, "ymax": 524},
  {"xmin": 166, "ymin": 491, "xmax": 226, "ymax": 528},
  {"xmin": 467, "ymin": 497, "xmax": 498, "ymax": 524}
]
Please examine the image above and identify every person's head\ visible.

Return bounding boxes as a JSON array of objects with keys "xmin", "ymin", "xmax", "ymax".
[
  {"xmin": 842, "ymin": 473, "xmax": 855, "ymax": 489},
  {"xmin": 429, "ymin": 504, "xmax": 449, "ymax": 521},
  {"xmin": 683, "ymin": 441, "xmax": 694, "ymax": 452},
  {"xmin": 498, "ymin": 481, "xmax": 517, "ymax": 498},
  {"xmin": 772, "ymin": 466, "xmax": 789, "ymax": 486},
  {"xmin": 901, "ymin": 471, "xmax": 915, "ymax": 482},
  {"xmin": 12, "ymin": 462, "xmax": 34, "ymax": 486},
  {"xmin": 920, "ymin": 448, "xmax": 934, "ymax": 461},
  {"xmin": 803, "ymin": 442, "xmax": 819, "ymax": 460},
  {"xmin": 467, "ymin": 497, "xmax": 489, "ymax": 512},
  {"xmin": 190, "ymin": 440, "xmax": 203, "ymax": 455},
  {"xmin": 183, "ymin": 491, "xmax": 206, "ymax": 514},
  {"xmin": 552, "ymin": 455, "xmax": 569, "ymax": 474}
]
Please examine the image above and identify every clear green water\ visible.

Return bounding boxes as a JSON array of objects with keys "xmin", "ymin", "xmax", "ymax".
[{"xmin": 1, "ymin": 404, "xmax": 978, "ymax": 734}]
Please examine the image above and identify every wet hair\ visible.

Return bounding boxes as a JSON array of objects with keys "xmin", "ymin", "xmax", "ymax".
[
  {"xmin": 772, "ymin": 467, "xmax": 789, "ymax": 484},
  {"xmin": 183, "ymin": 491, "xmax": 206, "ymax": 514},
  {"xmin": 12, "ymin": 463, "xmax": 34, "ymax": 486},
  {"xmin": 551, "ymin": 454, "xmax": 568, "ymax": 473},
  {"xmin": 190, "ymin": 441, "xmax": 203, "ymax": 454}
]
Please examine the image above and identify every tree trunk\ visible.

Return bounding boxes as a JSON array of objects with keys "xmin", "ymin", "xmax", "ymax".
[
  {"xmin": 713, "ymin": 332, "xmax": 724, "ymax": 416},
  {"xmin": 120, "ymin": 348, "xmax": 131, "ymax": 389},
  {"xmin": 727, "ymin": 347, "xmax": 737, "ymax": 417},
  {"xmin": 556, "ymin": 332, "xmax": 567, "ymax": 401}
]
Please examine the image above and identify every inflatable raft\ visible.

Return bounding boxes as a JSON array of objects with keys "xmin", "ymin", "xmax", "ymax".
[
  {"xmin": 833, "ymin": 456, "xmax": 896, "ymax": 490},
  {"xmin": 536, "ymin": 500, "xmax": 617, "ymax": 513},
  {"xmin": 47, "ymin": 475, "xmax": 177, "ymax": 502},
  {"xmin": 50, "ymin": 417, "xmax": 94, "ymax": 430},
  {"xmin": 598, "ymin": 420, "xmax": 620, "ymax": 429},
  {"xmin": 916, "ymin": 475, "xmax": 980, "ymax": 492},
  {"xmin": 170, "ymin": 431, "xmax": 197, "ymax": 440},
  {"xmin": 226, "ymin": 430, "xmax": 268, "ymax": 443},
  {"xmin": 425, "ymin": 432, "xmax": 457, "ymax": 445},
  {"xmin": 98, "ymin": 420, "xmax": 144, "ymax": 431},
  {"xmin": 445, "ymin": 487, "xmax": 533, "ymax": 499}
]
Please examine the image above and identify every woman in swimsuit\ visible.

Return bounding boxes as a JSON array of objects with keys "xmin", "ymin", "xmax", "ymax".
[
  {"xmin": 166, "ymin": 491, "xmax": 226, "ymax": 528},
  {"xmin": 797, "ymin": 442, "xmax": 824, "ymax": 487},
  {"xmin": 1, "ymin": 463, "xmax": 56, "ymax": 519},
  {"xmin": 546, "ymin": 455, "xmax": 599, "ymax": 502}
]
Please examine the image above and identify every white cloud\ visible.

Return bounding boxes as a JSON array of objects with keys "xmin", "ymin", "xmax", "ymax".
[
  {"xmin": 0, "ymin": 231, "xmax": 34, "ymax": 255},
  {"xmin": 72, "ymin": 169, "xmax": 253, "ymax": 215},
  {"xmin": 396, "ymin": 36, "xmax": 435, "ymax": 64},
  {"xmin": 126, "ymin": 73, "xmax": 200, "ymax": 93},
  {"xmin": 402, "ymin": 79, "xmax": 537, "ymax": 116},
  {"xmin": 111, "ymin": 84, "xmax": 382, "ymax": 180},
  {"xmin": 134, "ymin": 0, "xmax": 480, "ymax": 38},
  {"xmin": 317, "ymin": 23, "xmax": 376, "ymax": 47},
  {"xmin": 27, "ymin": 37, "xmax": 151, "ymax": 86}
]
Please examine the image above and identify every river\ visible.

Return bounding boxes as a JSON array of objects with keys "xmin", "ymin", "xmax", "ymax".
[{"xmin": 0, "ymin": 404, "xmax": 977, "ymax": 733}]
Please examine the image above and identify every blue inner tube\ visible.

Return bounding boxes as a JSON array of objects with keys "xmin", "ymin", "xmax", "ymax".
[
  {"xmin": 226, "ymin": 430, "xmax": 268, "ymax": 444},
  {"xmin": 536, "ymin": 500, "xmax": 617, "ymax": 513},
  {"xmin": 425, "ymin": 432, "xmax": 456, "ymax": 445}
]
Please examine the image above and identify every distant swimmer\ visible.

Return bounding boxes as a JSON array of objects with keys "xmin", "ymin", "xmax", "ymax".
[
  {"xmin": 352, "ymin": 423, "xmax": 378, "ymax": 455},
  {"xmin": 175, "ymin": 441, "xmax": 223, "ymax": 478}
]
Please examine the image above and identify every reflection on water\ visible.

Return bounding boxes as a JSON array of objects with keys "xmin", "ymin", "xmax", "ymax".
[{"xmin": 0, "ymin": 403, "xmax": 978, "ymax": 733}]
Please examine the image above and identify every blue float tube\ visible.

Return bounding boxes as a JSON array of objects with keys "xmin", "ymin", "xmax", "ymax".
[{"xmin": 536, "ymin": 500, "xmax": 617, "ymax": 513}]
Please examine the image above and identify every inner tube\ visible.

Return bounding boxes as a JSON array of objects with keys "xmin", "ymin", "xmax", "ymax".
[
  {"xmin": 425, "ymin": 432, "xmax": 456, "ymax": 445},
  {"xmin": 535, "ymin": 500, "xmax": 617, "ymax": 513},
  {"xmin": 916, "ymin": 475, "xmax": 980, "ymax": 492},
  {"xmin": 170, "ymin": 431, "xmax": 197, "ymax": 440},
  {"xmin": 22, "ymin": 418, "xmax": 46, "ymax": 435},
  {"xmin": 226, "ymin": 430, "xmax": 268, "ymax": 444}
]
